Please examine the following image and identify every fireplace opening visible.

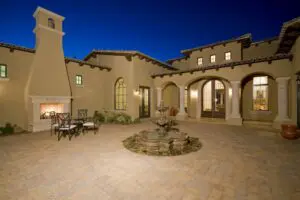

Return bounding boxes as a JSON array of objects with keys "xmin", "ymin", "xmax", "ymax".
[{"xmin": 40, "ymin": 103, "xmax": 64, "ymax": 119}]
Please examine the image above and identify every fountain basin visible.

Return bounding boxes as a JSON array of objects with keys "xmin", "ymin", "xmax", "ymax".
[{"xmin": 123, "ymin": 129, "xmax": 201, "ymax": 156}]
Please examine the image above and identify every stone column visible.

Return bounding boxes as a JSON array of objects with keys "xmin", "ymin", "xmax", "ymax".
[
  {"xmin": 155, "ymin": 87, "xmax": 162, "ymax": 117},
  {"xmin": 273, "ymin": 77, "xmax": 291, "ymax": 128},
  {"xmin": 228, "ymin": 81, "xmax": 242, "ymax": 125},
  {"xmin": 196, "ymin": 81, "xmax": 203, "ymax": 119},
  {"xmin": 176, "ymin": 85, "xmax": 188, "ymax": 120}
]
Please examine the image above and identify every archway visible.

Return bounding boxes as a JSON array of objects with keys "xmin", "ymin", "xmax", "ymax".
[
  {"xmin": 162, "ymin": 82, "xmax": 179, "ymax": 116},
  {"xmin": 201, "ymin": 79, "xmax": 226, "ymax": 118}
]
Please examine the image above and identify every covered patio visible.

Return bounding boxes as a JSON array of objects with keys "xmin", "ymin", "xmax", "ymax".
[{"xmin": 1, "ymin": 121, "xmax": 300, "ymax": 200}]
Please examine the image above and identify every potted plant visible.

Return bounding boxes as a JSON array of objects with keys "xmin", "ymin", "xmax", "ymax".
[{"xmin": 281, "ymin": 124, "xmax": 300, "ymax": 140}]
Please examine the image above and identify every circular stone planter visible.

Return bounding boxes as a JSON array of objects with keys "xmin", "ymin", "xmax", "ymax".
[{"xmin": 281, "ymin": 124, "xmax": 300, "ymax": 140}]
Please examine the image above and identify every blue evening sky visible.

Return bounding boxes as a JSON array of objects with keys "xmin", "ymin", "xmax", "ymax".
[{"xmin": 0, "ymin": 0, "xmax": 299, "ymax": 61}]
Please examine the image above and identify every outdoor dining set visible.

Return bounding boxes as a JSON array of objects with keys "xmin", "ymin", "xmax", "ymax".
[{"xmin": 49, "ymin": 109, "xmax": 98, "ymax": 141}]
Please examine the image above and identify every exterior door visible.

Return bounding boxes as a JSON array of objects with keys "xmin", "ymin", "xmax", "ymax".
[
  {"xmin": 202, "ymin": 80, "xmax": 225, "ymax": 118},
  {"xmin": 139, "ymin": 86, "xmax": 150, "ymax": 118}
]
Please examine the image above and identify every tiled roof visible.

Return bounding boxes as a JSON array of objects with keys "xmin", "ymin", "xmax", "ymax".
[
  {"xmin": 65, "ymin": 57, "xmax": 111, "ymax": 71},
  {"xmin": 84, "ymin": 50, "xmax": 178, "ymax": 71},
  {"xmin": 0, "ymin": 42, "xmax": 35, "ymax": 53},
  {"xmin": 180, "ymin": 33, "xmax": 252, "ymax": 55},
  {"xmin": 277, "ymin": 17, "xmax": 300, "ymax": 54},
  {"xmin": 152, "ymin": 54, "xmax": 293, "ymax": 78}
]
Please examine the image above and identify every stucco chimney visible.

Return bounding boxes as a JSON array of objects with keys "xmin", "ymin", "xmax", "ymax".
[
  {"xmin": 25, "ymin": 7, "xmax": 70, "ymax": 97},
  {"xmin": 24, "ymin": 7, "xmax": 71, "ymax": 132}
]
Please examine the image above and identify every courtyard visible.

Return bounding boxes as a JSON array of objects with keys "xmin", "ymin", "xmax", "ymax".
[{"xmin": 1, "ymin": 121, "xmax": 300, "ymax": 200}]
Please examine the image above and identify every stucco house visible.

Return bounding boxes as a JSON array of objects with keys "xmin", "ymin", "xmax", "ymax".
[{"xmin": 0, "ymin": 7, "xmax": 299, "ymax": 132}]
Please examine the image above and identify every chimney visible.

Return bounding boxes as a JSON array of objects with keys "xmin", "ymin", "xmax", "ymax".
[
  {"xmin": 26, "ymin": 7, "xmax": 70, "ymax": 97},
  {"xmin": 25, "ymin": 7, "xmax": 71, "ymax": 132}
]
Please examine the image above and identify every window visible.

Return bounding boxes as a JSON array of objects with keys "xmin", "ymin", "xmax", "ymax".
[
  {"xmin": 48, "ymin": 18, "xmax": 55, "ymax": 29},
  {"xmin": 115, "ymin": 78, "xmax": 127, "ymax": 110},
  {"xmin": 0, "ymin": 65, "xmax": 7, "ymax": 78},
  {"xmin": 197, "ymin": 57, "xmax": 203, "ymax": 66},
  {"xmin": 76, "ymin": 75, "xmax": 83, "ymax": 85},
  {"xmin": 225, "ymin": 52, "xmax": 231, "ymax": 61},
  {"xmin": 210, "ymin": 55, "xmax": 216, "ymax": 63},
  {"xmin": 253, "ymin": 76, "xmax": 268, "ymax": 111},
  {"xmin": 184, "ymin": 87, "xmax": 188, "ymax": 109}
]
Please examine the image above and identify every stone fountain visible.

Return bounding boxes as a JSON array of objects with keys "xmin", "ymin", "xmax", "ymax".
[{"xmin": 123, "ymin": 101, "xmax": 201, "ymax": 156}]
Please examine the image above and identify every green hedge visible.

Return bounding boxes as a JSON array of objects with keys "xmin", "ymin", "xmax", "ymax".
[
  {"xmin": 0, "ymin": 123, "xmax": 14, "ymax": 135},
  {"xmin": 94, "ymin": 110, "xmax": 140, "ymax": 125}
]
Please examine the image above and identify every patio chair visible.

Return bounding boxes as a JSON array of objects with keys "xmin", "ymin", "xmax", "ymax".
[
  {"xmin": 57, "ymin": 113, "xmax": 77, "ymax": 141},
  {"xmin": 78, "ymin": 109, "xmax": 97, "ymax": 134},
  {"xmin": 50, "ymin": 111, "xmax": 59, "ymax": 136}
]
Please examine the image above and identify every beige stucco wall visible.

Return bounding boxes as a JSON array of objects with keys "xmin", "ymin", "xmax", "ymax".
[
  {"xmin": 66, "ymin": 62, "xmax": 107, "ymax": 117},
  {"xmin": 0, "ymin": 48, "xmax": 34, "ymax": 129},
  {"xmin": 242, "ymin": 40, "xmax": 279, "ymax": 60},
  {"xmin": 241, "ymin": 77, "xmax": 277, "ymax": 121},
  {"xmin": 292, "ymin": 37, "xmax": 300, "ymax": 74},
  {"xmin": 187, "ymin": 41, "xmax": 242, "ymax": 69}
]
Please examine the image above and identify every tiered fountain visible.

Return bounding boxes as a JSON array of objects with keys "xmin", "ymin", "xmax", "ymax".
[{"xmin": 123, "ymin": 101, "xmax": 201, "ymax": 156}]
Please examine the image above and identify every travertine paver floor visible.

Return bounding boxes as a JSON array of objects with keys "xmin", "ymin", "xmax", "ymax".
[{"xmin": 1, "ymin": 121, "xmax": 300, "ymax": 200}]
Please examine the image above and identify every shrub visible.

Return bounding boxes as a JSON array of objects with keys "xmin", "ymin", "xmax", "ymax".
[
  {"xmin": 93, "ymin": 111, "xmax": 105, "ymax": 123},
  {"xmin": 0, "ymin": 123, "xmax": 14, "ymax": 135},
  {"xmin": 94, "ymin": 110, "xmax": 138, "ymax": 124}
]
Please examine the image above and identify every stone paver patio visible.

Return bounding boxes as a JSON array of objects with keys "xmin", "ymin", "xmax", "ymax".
[{"xmin": 1, "ymin": 121, "xmax": 300, "ymax": 200}]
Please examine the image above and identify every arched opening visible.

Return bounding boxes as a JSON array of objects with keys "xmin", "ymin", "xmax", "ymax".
[
  {"xmin": 48, "ymin": 18, "xmax": 55, "ymax": 29},
  {"xmin": 241, "ymin": 73, "xmax": 277, "ymax": 122},
  {"xmin": 201, "ymin": 79, "xmax": 226, "ymax": 118},
  {"xmin": 162, "ymin": 82, "xmax": 179, "ymax": 116},
  {"xmin": 114, "ymin": 78, "xmax": 127, "ymax": 110}
]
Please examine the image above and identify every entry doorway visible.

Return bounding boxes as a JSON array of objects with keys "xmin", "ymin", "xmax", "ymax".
[
  {"xmin": 139, "ymin": 86, "xmax": 150, "ymax": 118},
  {"xmin": 202, "ymin": 80, "xmax": 225, "ymax": 118}
]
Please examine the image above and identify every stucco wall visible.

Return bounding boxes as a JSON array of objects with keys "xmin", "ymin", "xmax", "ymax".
[
  {"xmin": 242, "ymin": 40, "xmax": 279, "ymax": 60},
  {"xmin": 0, "ymin": 48, "xmax": 34, "ymax": 129},
  {"xmin": 241, "ymin": 77, "xmax": 277, "ymax": 121},
  {"xmin": 187, "ymin": 42, "xmax": 242, "ymax": 69},
  {"xmin": 66, "ymin": 62, "xmax": 107, "ymax": 117}
]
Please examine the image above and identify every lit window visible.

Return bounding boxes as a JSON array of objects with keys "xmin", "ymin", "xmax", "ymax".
[
  {"xmin": 197, "ymin": 57, "xmax": 203, "ymax": 66},
  {"xmin": 0, "ymin": 65, "xmax": 7, "ymax": 78},
  {"xmin": 76, "ymin": 75, "xmax": 83, "ymax": 85},
  {"xmin": 48, "ymin": 18, "xmax": 55, "ymax": 29},
  {"xmin": 225, "ymin": 52, "xmax": 231, "ymax": 61},
  {"xmin": 253, "ymin": 76, "xmax": 268, "ymax": 111},
  {"xmin": 210, "ymin": 55, "xmax": 216, "ymax": 63},
  {"xmin": 115, "ymin": 78, "xmax": 127, "ymax": 110},
  {"xmin": 184, "ymin": 87, "xmax": 188, "ymax": 109}
]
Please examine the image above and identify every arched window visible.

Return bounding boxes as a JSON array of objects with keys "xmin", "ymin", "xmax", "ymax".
[
  {"xmin": 253, "ymin": 76, "xmax": 268, "ymax": 111},
  {"xmin": 48, "ymin": 18, "xmax": 55, "ymax": 29},
  {"xmin": 115, "ymin": 78, "xmax": 127, "ymax": 110}
]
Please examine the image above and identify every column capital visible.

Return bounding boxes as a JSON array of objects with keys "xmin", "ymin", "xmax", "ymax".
[
  {"xmin": 276, "ymin": 77, "xmax": 290, "ymax": 82},
  {"xmin": 178, "ymin": 85, "xmax": 185, "ymax": 89},
  {"xmin": 230, "ymin": 80, "xmax": 241, "ymax": 85},
  {"xmin": 156, "ymin": 87, "xmax": 162, "ymax": 90}
]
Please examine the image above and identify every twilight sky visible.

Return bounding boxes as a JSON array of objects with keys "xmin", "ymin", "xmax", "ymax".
[{"xmin": 0, "ymin": 0, "xmax": 299, "ymax": 61}]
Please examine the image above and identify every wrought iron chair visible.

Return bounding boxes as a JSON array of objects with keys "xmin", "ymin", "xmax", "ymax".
[
  {"xmin": 78, "ymin": 109, "xmax": 97, "ymax": 134},
  {"xmin": 50, "ymin": 111, "xmax": 59, "ymax": 136},
  {"xmin": 57, "ymin": 113, "xmax": 77, "ymax": 141}
]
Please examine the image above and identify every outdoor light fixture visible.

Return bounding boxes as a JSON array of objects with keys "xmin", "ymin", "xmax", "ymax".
[
  {"xmin": 228, "ymin": 88, "xmax": 232, "ymax": 97},
  {"xmin": 133, "ymin": 89, "xmax": 140, "ymax": 96},
  {"xmin": 190, "ymin": 90, "xmax": 198, "ymax": 98}
]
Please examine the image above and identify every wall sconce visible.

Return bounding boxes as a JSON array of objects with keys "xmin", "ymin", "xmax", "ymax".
[
  {"xmin": 228, "ymin": 88, "xmax": 232, "ymax": 97},
  {"xmin": 190, "ymin": 90, "xmax": 198, "ymax": 98},
  {"xmin": 133, "ymin": 89, "xmax": 140, "ymax": 96}
]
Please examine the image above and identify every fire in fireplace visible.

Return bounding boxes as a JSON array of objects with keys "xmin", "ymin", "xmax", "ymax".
[{"xmin": 40, "ymin": 103, "xmax": 64, "ymax": 119}]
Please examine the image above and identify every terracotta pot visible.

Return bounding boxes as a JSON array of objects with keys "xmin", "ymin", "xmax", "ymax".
[{"xmin": 281, "ymin": 124, "xmax": 299, "ymax": 140}]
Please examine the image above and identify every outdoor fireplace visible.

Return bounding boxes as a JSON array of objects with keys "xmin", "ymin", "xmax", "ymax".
[
  {"xmin": 40, "ymin": 103, "xmax": 64, "ymax": 119},
  {"xmin": 29, "ymin": 96, "xmax": 71, "ymax": 132}
]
